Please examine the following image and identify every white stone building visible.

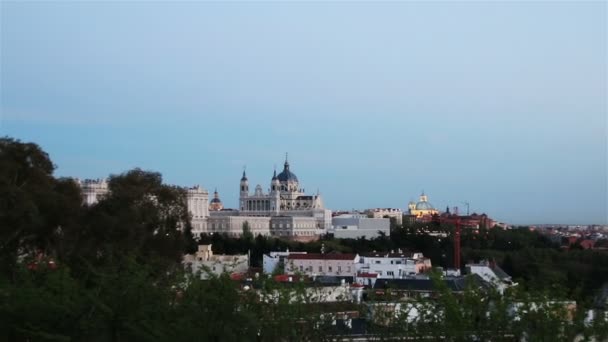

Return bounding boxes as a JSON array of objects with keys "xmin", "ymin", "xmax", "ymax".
[
  {"xmin": 187, "ymin": 185, "xmax": 209, "ymax": 235},
  {"xmin": 183, "ymin": 244, "xmax": 249, "ymax": 279},
  {"xmin": 77, "ymin": 178, "xmax": 109, "ymax": 205},
  {"xmin": 286, "ymin": 253, "xmax": 360, "ymax": 278},
  {"xmin": 206, "ymin": 215, "xmax": 271, "ymax": 237},
  {"xmin": 365, "ymin": 208, "xmax": 403, "ymax": 226},
  {"xmin": 330, "ymin": 214, "xmax": 390, "ymax": 239}
]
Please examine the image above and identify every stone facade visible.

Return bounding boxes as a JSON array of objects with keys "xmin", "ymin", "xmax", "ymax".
[
  {"xmin": 78, "ymin": 178, "xmax": 109, "ymax": 205},
  {"xmin": 366, "ymin": 208, "xmax": 403, "ymax": 226},
  {"xmin": 187, "ymin": 185, "xmax": 209, "ymax": 234},
  {"xmin": 286, "ymin": 254, "xmax": 360, "ymax": 277}
]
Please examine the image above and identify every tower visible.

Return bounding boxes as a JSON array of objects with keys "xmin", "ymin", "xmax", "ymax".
[
  {"xmin": 277, "ymin": 153, "xmax": 299, "ymax": 199},
  {"xmin": 239, "ymin": 169, "xmax": 249, "ymax": 211},
  {"xmin": 270, "ymin": 169, "xmax": 280, "ymax": 214}
]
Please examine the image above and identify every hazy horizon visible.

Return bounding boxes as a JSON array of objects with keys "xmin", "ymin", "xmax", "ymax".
[{"xmin": 1, "ymin": 1, "xmax": 606, "ymax": 225}]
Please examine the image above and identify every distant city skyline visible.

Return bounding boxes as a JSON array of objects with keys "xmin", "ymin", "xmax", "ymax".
[{"xmin": 1, "ymin": 1, "xmax": 606, "ymax": 225}]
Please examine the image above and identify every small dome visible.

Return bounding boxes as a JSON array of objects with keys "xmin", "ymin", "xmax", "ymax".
[
  {"xmin": 209, "ymin": 189, "xmax": 223, "ymax": 211},
  {"xmin": 415, "ymin": 201, "xmax": 434, "ymax": 210}
]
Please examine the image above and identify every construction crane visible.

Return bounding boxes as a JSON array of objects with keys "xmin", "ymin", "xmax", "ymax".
[
  {"xmin": 461, "ymin": 201, "xmax": 470, "ymax": 216},
  {"xmin": 453, "ymin": 207, "xmax": 461, "ymax": 271}
]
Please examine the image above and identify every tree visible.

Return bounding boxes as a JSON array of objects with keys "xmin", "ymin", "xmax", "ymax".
[
  {"xmin": 70, "ymin": 168, "xmax": 195, "ymax": 276},
  {"xmin": 0, "ymin": 137, "xmax": 83, "ymax": 277},
  {"xmin": 242, "ymin": 221, "xmax": 254, "ymax": 242}
]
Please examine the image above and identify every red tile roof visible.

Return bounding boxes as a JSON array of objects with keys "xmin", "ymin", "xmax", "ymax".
[
  {"xmin": 287, "ymin": 253, "xmax": 357, "ymax": 261},
  {"xmin": 357, "ymin": 272, "xmax": 378, "ymax": 278}
]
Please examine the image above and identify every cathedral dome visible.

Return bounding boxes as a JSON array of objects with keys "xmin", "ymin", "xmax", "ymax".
[
  {"xmin": 277, "ymin": 159, "xmax": 298, "ymax": 183},
  {"xmin": 209, "ymin": 189, "xmax": 223, "ymax": 211},
  {"xmin": 415, "ymin": 201, "xmax": 434, "ymax": 210}
]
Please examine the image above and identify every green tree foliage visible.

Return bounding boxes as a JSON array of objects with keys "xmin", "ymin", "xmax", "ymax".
[
  {"xmin": 0, "ymin": 137, "xmax": 83, "ymax": 276},
  {"xmin": 1, "ymin": 137, "xmax": 608, "ymax": 341},
  {"xmin": 69, "ymin": 168, "xmax": 196, "ymax": 277}
]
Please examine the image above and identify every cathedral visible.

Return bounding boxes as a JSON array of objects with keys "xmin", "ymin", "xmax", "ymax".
[
  {"xmin": 197, "ymin": 156, "xmax": 331, "ymax": 240},
  {"xmin": 238, "ymin": 157, "xmax": 324, "ymax": 215}
]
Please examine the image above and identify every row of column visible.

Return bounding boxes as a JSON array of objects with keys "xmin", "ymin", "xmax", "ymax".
[{"xmin": 247, "ymin": 199, "xmax": 271, "ymax": 211}]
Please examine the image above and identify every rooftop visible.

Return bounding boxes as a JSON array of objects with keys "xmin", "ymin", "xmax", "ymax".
[{"xmin": 288, "ymin": 253, "xmax": 358, "ymax": 261}]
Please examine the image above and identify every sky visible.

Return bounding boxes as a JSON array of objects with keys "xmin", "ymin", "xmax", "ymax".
[{"xmin": 1, "ymin": 1, "xmax": 606, "ymax": 225}]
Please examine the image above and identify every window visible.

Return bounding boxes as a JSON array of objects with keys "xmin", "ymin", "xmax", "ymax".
[
  {"xmin": 299, "ymin": 266, "xmax": 303, "ymax": 272},
  {"xmin": 347, "ymin": 266, "xmax": 351, "ymax": 272},
  {"xmin": 328, "ymin": 266, "xmax": 333, "ymax": 272},
  {"xmin": 375, "ymin": 260, "xmax": 381, "ymax": 264},
  {"xmin": 338, "ymin": 266, "xmax": 342, "ymax": 272},
  {"xmin": 319, "ymin": 266, "xmax": 323, "ymax": 272},
  {"xmin": 387, "ymin": 271, "xmax": 394, "ymax": 276}
]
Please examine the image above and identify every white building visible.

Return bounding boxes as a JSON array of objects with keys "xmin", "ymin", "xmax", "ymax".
[
  {"xmin": 77, "ymin": 178, "xmax": 109, "ymax": 205},
  {"xmin": 187, "ymin": 185, "xmax": 209, "ymax": 235},
  {"xmin": 466, "ymin": 260, "xmax": 516, "ymax": 294},
  {"xmin": 286, "ymin": 253, "xmax": 360, "ymax": 278},
  {"xmin": 263, "ymin": 251, "xmax": 308, "ymax": 274},
  {"xmin": 365, "ymin": 208, "xmax": 403, "ymax": 226},
  {"xmin": 330, "ymin": 214, "xmax": 390, "ymax": 239},
  {"xmin": 355, "ymin": 251, "xmax": 432, "ymax": 287},
  {"xmin": 207, "ymin": 215, "xmax": 270, "ymax": 237},
  {"xmin": 183, "ymin": 244, "xmax": 249, "ymax": 279}
]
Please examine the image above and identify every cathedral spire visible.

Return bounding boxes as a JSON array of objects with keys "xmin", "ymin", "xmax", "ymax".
[{"xmin": 284, "ymin": 152, "xmax": 289, "ymax": 169}]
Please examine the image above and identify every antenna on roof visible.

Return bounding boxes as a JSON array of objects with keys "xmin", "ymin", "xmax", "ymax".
[{"xmin": 462, "ymin": 202, "xmax": 470, "ymax": 215}]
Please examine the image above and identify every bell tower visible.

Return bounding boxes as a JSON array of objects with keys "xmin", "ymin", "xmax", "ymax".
[
  {"xmin": 239, "ymin": 169, "xmax": 249, "ymax": 211},
  {"xmin": 270, "ymin": 168, "xmax": 280, "ymax": 214}
]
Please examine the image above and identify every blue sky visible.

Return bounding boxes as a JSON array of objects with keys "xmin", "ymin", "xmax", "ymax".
[{"xmin": 1, "ymin": 1, "xmax": 606, "ymax": 225}]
